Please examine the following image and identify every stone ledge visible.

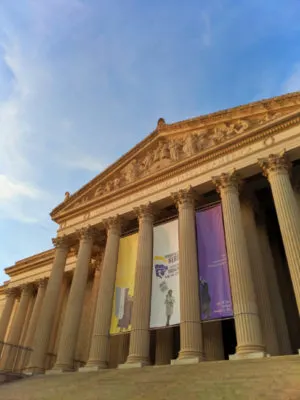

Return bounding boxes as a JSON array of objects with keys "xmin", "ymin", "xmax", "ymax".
[
  {"xmin": 171, "ymin": 356, "xmax": 201, "ymax": 366},
  {"xmin": 229, "ymin": 352, "xmax": 267, "ymax": 361},
  {"xmin": 78, "ymin": 365, "xmax": 108, "ymax": 373},
  {"xmin": 118, "ymin": 361, "xmax": 148, "ymax": 369}
]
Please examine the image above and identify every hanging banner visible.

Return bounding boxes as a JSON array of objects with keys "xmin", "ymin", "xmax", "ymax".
[
  {"xmin": 110, "ymin": 233, "xmax": 138, "ymax": 334},
  {"xmin": 196, "ymin": 204, "xmax": 233, "ymax": 321},
  {"xmin": 150, "ymin": 219, "xmax": 180, "ymax": 328}
]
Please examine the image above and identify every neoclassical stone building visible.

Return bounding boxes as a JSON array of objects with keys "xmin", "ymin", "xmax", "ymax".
[{"xmin": 1, "ymin": 91, "xmax": 300, "ymax": 374}]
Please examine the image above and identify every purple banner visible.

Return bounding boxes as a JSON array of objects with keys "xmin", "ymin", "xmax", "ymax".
[{"xmin": 196, "ymin": 204, "xmax": 233, "ymax": 321}]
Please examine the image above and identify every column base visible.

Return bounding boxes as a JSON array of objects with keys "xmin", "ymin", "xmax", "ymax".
[
  {"xmin": 23, "ymin": 367, "xmax": 45, "ymax": 376},
  {"xmin": 171, "ymin": 356, "xmax": 202, "ymax": 366},
  {"xmin": 118, "ymin": 361, "xmax": 149, "ymax": 369},
  {"xmin": 229, "ymin": 351, "xmax": 267, "ymax": 361},
  {"xmin": 48, "ymin": 364, "xmax": 76, "ymax": 374},
  {"xmin": 79, "ymin": 363, "xmax": 108, "ymax": 372}
]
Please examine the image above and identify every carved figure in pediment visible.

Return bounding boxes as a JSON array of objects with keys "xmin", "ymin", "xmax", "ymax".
[
  {"xmin": 113, "ymin": 177, "xmax": 121, "ymax": 190},
  {"xmin": 124, "ymin": 159, "xmax": 139, "ymax": 182},
  {"xmin": 95, "ymin": 185, "xmax": 104, "ymax": 196},
  {"xmin": 105, "ymin": 181, "xmax": 113, "ymax": 193},
  {"xmin": 258, "ymin": 112, "xmax": 282, "ymax": 125},
  {"xmin": 212, "ymin": 124, "xmax": 227, "ymax": 144},
  {"xmin": 153, "ymin": 142, "xmax": 163, "ymax": 162},
  {"xmin": 142, "ymin": 151, "xmax": 153, "ymax": 170},
  {"xmin": 160, "ymin": 142, "xmax": 170, "ymax": 160},
  {"xmin": 233, "ymin": 119, "xmax": 249, "ymax": 134},
  {"xmin": 197, "ymin": 134, "xmax": 209, "ymax": 151},
  {"xmin": 183, "ymin": 134, "xmax": 198, "ymax": 157},
  {"xmin": 169, "ymin": 140, "xmax": 181, "ymax": 161}
]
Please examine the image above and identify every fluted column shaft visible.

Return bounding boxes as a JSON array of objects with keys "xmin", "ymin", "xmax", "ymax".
[
  {"xmin": 126, "ymin": 204, "xmax": 153, "ymax": 365},
  {"xmin": 84, "ymin": 217, "xmax": 121, "ymax": 370},
  {"xmin": 47, "ymin": 277, "xmax": 70, "ymax": 370},
  {"xmin": 240, "ymin": 198, "xmax": 279, "ymax": 355},
  {"xmin": 155, "ymin": 328, "xmax": 173, "ymax": 365},
  {"xmin": 26, "ymin": 237, "xmax": 69, "ymax": 373},
  {"xmin": 85, "ymin": 262, "xmax": 102, "ymax": 361},
  {"xmin": 259, "ymin": 153, "xmax": 300, "ymax": 312},
  {"xmin": 0, "ymin": 289, "xmax": 17, "ymax": 353},
  {"xmin": 53, "ymin": 227, "xmax": 96, "ymax": 371},
  {"xmin": 213, "ymin": 173, "xmax": 264, "ymax": 355},
  {"xmin": 256, "ymin": 221, "xmax": 291, "ymax": 355},
  {"xmin": 203, "ymin": 322, "xmax": 224, "ymax": 361},
  {"xmin": 172, "ymin": 188, "xmax": 203, "ymax": 360},
  {"xmin": 3, "ymin": 285, "xmax": 33, "ymax": 370},
  {"xmin": 20, "ymin": 279, "xmax": 47, "ymax": 369}
]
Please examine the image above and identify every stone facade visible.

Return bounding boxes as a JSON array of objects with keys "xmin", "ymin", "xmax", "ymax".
[{"xmin": 1, "ymin": 92, "xmax": 300, "ymax": 373}]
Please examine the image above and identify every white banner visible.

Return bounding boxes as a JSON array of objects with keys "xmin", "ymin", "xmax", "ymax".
[{"xmin": 150, "ymin": 219, "xmax": 180, "ymax": 328}]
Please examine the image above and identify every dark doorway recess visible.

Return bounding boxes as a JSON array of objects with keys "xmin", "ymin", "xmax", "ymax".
[
  {"xmin": 222, "ymin": 319, "xmax": 237, "ymax": 359},
  {"xmin": 172, "ymin": 326, "xmax": 180, "ymax": 360}
]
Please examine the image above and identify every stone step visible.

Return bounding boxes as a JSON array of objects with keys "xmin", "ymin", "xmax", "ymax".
[{"xmin": 0, "ymin": 356, "xmax": 300, "ymax": 400}]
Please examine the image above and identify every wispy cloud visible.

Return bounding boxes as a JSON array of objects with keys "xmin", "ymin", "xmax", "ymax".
[
  {"xmin": 282, "ymin": 63, "xmax": 300, "ymax": 93},
  {"xmin": 0, "ymin": 0, "xmax": 300, "ymax": 284}
]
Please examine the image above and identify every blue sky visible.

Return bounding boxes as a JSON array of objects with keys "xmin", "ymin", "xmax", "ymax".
[{"xmin": 0, "ymin": 0, "xmax": 300, "ymax": 284}]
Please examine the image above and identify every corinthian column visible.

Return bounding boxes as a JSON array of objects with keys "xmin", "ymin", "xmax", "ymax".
[
  {"xmin": 20, "ymin": 279, "xmax": 48, "ymax": 369},
  {"xmin": 240, "ymin": 196, "xmax": 279, "ymax": 356},
  {"xmin": 172, "ymin": 188, "xmax": 203, "ymax": 363},
  {"xmin": 259, "ymin": 153, "xmax": 300, "ymax": 313},
  {"xmin": 25, "ymin": 236, "xmax": 69, "ymax": 374},
  {"xmin": 3, "ymin": 284, "xmax": 33, "ymax": 371},
  {"xmin": 0, "ymin": 288, "xmax": 17, "ymax": 353},
  {"xmin": 81, "ymin": 216, "xmax": 121, "ymax": 371},
  {"xmin": 212, "ymin": 173, "xmax": 264, "ymax": 357},
  {"xmin": 256, "ymin": 218, "xmax": 292, "ymax": 355},
  {"xmin": 125, "ymin": 204, "xmax": 153, "ymax": 367},
  {"xmin": 52, "ymin": 226, "xmax": 96, "ymax": 372}
]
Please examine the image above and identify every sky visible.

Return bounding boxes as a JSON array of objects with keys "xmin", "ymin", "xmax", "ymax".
[{"xmin": 0, "ymin": 0, "xmax": 300, "ymax": 284}]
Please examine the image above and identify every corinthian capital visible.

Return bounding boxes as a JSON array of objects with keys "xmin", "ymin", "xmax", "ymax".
[
  {"xmin": 4, "ymin": 287, "xmax": 18, "ymax": 298},
  {"xmin": 37, "ymin": 278, "xmax": 48, "ymax": 288},
  {"xmin": 52, "ymin": 235, "xmax": 70, "ymax": 249},
  {"xmin": 134, "ymin": 203, "xmax": 153, "ymax": 223},
  {"xmin": 103, "ymin": 215, "xmax": 122, "ymax": 235},
  {"xmin": 20, "ymin": 284, "xmax": 34, "ymax": 296},
  {"xmin": 258, "ymin": 151, "xmax": 290, "ymax": 178},
  {"xmin": 171, "ymin": 186, "xmax": 194, "ymax": 209},
  {"xmin": 212, "ymin": 171, "xmax": 240, "ymax": 194},
  {"xmin": 76, "ymin": 225, "xmax": 99, "ymax": 241}
]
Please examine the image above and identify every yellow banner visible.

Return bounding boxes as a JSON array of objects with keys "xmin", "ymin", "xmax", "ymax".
[{"xmin": 110, "ymin": 233, "xmax": 138, "ymax": 334}]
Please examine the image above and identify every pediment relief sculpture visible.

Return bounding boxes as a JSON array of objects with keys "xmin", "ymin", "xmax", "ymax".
[{"xmin": 66, "ymin": 107, "xmax": 299, "ymax": 210}]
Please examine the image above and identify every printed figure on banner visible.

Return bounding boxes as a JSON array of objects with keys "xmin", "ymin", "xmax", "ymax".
[
  {"xmin": 110, "ymin": 233, "xmax": 138, "ymax": 334},
  {"xmin": 115, "ymin": 286, "xmax": 133, "ymax": 331},
  {"xmin": 150, "ymin": 218, "xmax": 180, "ymax": 329},
  {"xmin": 196, "ymin": 204, "xmax": 233, "ymax": 321}
]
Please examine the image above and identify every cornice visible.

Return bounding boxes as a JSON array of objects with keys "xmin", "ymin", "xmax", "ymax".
[
  {"xmin": 163, "ymin": 91, "xmax": 300, "ymax": 133},
  {"xmin": 5, "ymin": 248, "xmax": 55, "ymax": 277},
  {"xmin": 55, "ymin": 110, "xmax": 300, "ymax": 227},
  {"xmin": 0, "ymin": 283, "xmax": 8, "ymax": 296}
]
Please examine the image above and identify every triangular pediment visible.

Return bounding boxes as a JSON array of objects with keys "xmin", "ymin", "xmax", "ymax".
[{"xmin": 51, "ymin": 91, "xmax": 300, "ymax": 221}]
